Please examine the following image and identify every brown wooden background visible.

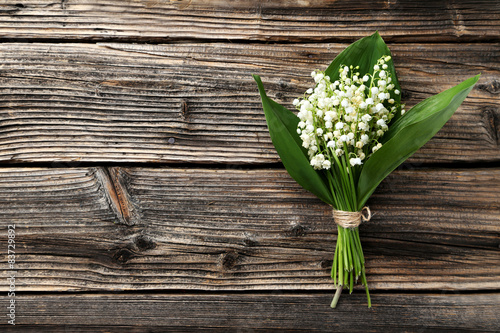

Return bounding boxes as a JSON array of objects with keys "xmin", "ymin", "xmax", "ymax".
[{"xmin": 0, "ymin": 0, "xmax": 499, "ymax": 331}]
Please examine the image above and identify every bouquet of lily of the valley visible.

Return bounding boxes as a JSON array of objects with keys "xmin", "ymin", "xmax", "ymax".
[{"xmin": 253, "ymin": 32, "xmax": 479, "ymax": 308}]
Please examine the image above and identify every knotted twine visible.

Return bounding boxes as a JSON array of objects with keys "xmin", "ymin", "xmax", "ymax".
[{"xmin": 332, "ymin": 206, "xmax": 371, "ymax": 228}]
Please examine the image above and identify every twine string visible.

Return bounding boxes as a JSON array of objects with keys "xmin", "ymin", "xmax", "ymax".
[{"xmin": 332, "ymin": 206, "xmax": 371, "ymax": 228}]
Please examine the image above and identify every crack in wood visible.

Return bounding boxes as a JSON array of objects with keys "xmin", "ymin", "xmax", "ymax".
[
  {"xmin": 180, "ymin": 99, "xmax": 189, "ymax": 123},
  {"xmin": 94, "ymin": 167, "xmax": 141, "ymax": 226}
]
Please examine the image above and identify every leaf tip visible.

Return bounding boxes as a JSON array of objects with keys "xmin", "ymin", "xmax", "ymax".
[
  {"xmin": 464, "ymin": 73, "xmax": 481, "ymax": 88},
  {"xmin": 252, "ymin": 74, "xmax": 267, "ymax": 98}
]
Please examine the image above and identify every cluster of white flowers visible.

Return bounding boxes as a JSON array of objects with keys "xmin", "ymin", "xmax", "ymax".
[{"xmin": 295, "ymin": 56, "xmax": 404, "ymax": 170}]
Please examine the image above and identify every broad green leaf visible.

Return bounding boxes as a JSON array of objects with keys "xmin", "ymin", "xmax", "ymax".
[
  {"xmin": 253, "ymin": 74, "xmax": 334, "ymax": 205},
  {"xmin": 356, "ymin": 74, "xmax": 480, "ymax": 210},
  {"xmin": 325, "ymin": 32, "xmax": 402, "ymax": 122}
]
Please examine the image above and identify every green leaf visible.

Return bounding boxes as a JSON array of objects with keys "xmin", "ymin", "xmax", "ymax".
[
  {"xmin": 325, "ymin": 32, "xmax": 402, "ymax": 121},
  {"xmin": 253, "ymin": 74, "xmax": 334, "ymax": 205},
  {"xmin": 356, "ymin": 74, "xmax": 480, "ymax": 210}
]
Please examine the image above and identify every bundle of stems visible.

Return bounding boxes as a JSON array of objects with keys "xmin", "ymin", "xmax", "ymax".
[
  {"xmin": 326, "ymin": 153, "xmax": 370, "ymax": 307},
  {"xmin": 332, "ymin": 225, "xmax": 368, "ymax": 307}
]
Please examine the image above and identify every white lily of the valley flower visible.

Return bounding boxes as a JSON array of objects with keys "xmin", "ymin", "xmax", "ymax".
[{"xmin": 294, "ymin": 56, "xmax": 401, "ymax": 170}]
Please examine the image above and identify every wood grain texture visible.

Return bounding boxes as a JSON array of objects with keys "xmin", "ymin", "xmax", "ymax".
[
  {"xmin": 0, "ymin": 167, "xmax": 498, "ymax": 292},
  {"xmin": 0, "ymin": 42, "xmax": 498, "ymax": 164},
  {"xmin": 1, "ymin": 293, "xmax": 498, "ymax": 332},
  {"xmin": 0, "ymin": 0, "xmax": 497, "ymax": 329},
  {"xmin": 0, "ymin": 0, "xmax": 499, "ymax": 42}
]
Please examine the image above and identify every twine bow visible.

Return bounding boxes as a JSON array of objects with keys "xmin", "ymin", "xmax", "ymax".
[{"xmin": 332, "ymin": 206, "xmax": 371, "ymax": 228}]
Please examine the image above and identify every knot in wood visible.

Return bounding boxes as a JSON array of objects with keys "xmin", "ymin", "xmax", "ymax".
[
  {"xmin": 113, "ymin": 248, "xmax": 133, "ymax": 264},
  {"xmin": 220, "ymin": 251, "xmax": 239, "ymax": 270},
  {"xmin": 134, "ymin": 235, "xmax": 156, "ymax": 251},
  {"xmin": 289, "ymin": 224, "xmax": 307, "ymax": 237},
  {"xmin": 478, "ymin": 80, "xmax": 500, "ymax": 95}
]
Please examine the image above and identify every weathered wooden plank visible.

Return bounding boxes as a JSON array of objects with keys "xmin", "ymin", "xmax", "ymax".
[
  {"xmin": 3, "ymin": 293, "xmax": 499, "ymax": 332},
  {"xmin": 0, "ymin": 0, "xmax": 499, "ymax": 42},
  {"xmin": 0, "ymin": 167, "xmax": 498, "ymax": 292},
  {"xmin": 0, "ymin": 42, "xmax": 498, "ymax": 164}
]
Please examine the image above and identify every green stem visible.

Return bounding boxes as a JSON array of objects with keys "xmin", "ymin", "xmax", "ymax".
[
  {"xmin": 349, "ymin": 230, "xmax": 361, "ymax": 279},
  {"xmin": 349, "ymin": 269, "xmax": 354, "ymax": 294},
  {"xmin": 362, "ymin": 269, "xmax": 372, "ymax": 308},
  {"xmin": 338, "ymin": 231, "xmax": 344, "ymax": 287},
  {"xmin": 354, "ymin": 228, "xmax": 365, "ymax": 264},
  {"xmin": 331, "ymin": 233, "xmax": 339, "ymax": 285},
  {"xmin": 342, "ymin": 228, "xmax": 348, "ymax": 274},
  {"xmin": 330, "ymin": 285, "xmax": 343, "ymax": 308}
]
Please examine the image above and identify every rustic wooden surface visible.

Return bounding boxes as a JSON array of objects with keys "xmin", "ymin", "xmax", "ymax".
[
  {"xmin": 2, "ymin": 293, "xmax": 499, "ymax": 332},
  {"xmin": 1, "ymin": 0, "xmax": 499, "ymax": 42},
  {"xmin": 0, "ymin": 42, "xmax": 499, "ymax": 164},
  {"xmin": 0, "ymin": 167, "xmax": 499, "ymax": 293},
  {"xmin": 0, "ymin": 0, "xmax": 499, "ymax": 331}
]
